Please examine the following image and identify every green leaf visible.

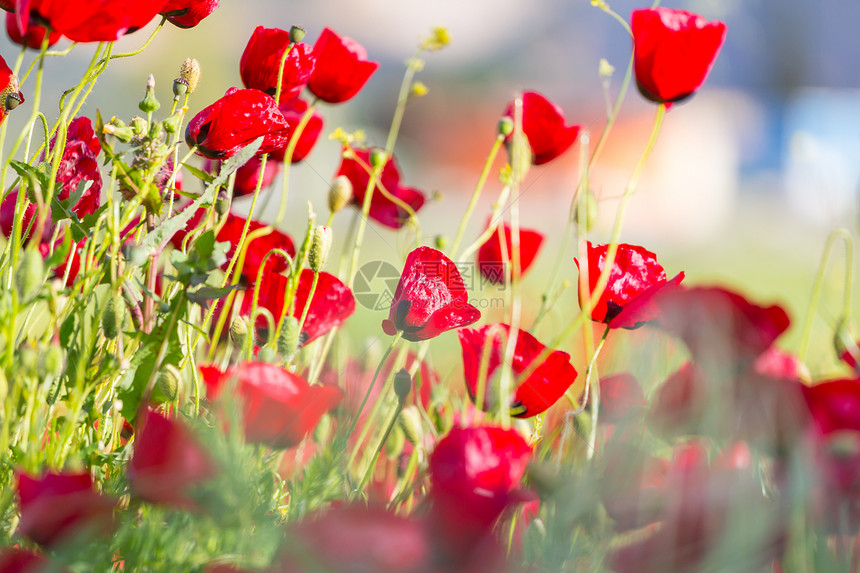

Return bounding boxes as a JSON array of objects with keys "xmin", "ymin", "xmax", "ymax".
[
  {"xmin": 137, "ymin": 137, "xmax": 264, "ymax": 257},
  {"xmin": 181, "ymin": 162, "xmax": 214, "ymax": 184},
  {"xmin": 187, "ymin": 285, "xmax": 242, "ymax": 308}
]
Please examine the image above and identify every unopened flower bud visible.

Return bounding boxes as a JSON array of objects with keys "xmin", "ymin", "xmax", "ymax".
[
  {"xmin": 434, "ymin": 235, "xmax": 448, "ymax": 250},
  {"xmin": 103, "ymin": 119, "xmax": 134, "ymax": 143},
  {"xmin": 16, "ymin": 247, "xmax": 44, "ymax": 301},
  {"xmin": 393, "ymin": 368, "xmax": 412, "ymax": 403},
  {"xmin": 162, "ymin": 114, "xmax": 181, "ymax": 134},
  {"xmin": 498, "ymin": 116, "xmax": 514, "ymax": 137},
  {"xmin": 215, "ymin": 189, "xmax": 230, "ymax": 217},
  {"xmin": 308, "ymin": 226, "xmax": 332, "ymax": 272},
  {"xmin": 102, "ymin": 294, "xmax": 124, "ymax": 339},
  {"xmin": 835, "ymin": 318, "xmax": 859, "ymax": 370},
  {"xmin": 229, "ymin": 317, "xmax": 248, "ymax": 349},
  {"xmin": 131, "ymin": 116, "xmax": 148, "ymax": 136},
  {"xmin": 289, "ymin": 25, "xmax": 306, "ymax": 43},
  {"xmin": 385, "ymin": 424, "xmax": 406, "ymax": 458},
  {"xmin": 179, "ymin": 58, "xmax": 200, "ymax": 94},
  {"xmin": 277, "ymin": 316, "xmax": 300, "ymax": 357},
  {"xmin": 507, "ymin": 130, "xmax": 532, "ymax": 182},
  {"xmin": 574, "ymin": 188, "xmax": 599, "ymax": 232},
  {"xmin": 370, "ymin": 148, "xmax": 387, "ymax": 169},
  {"xmin": 409, "ymin": 81, "xmax": 428, "ymax": 98},
  {"xmin": 398, "ymin": 405, "xmax": 423, "ymax": 445},
  {"xmin": 327, "ymin": 175, "xmax": 353, "ymax": 213},
  {"xmin": 154, "ymin": 365, "xmax": 181, "ymax": 403},
  {"xmin": 138, "ymin": 74, "xmax": 160, "ymax": 113}
]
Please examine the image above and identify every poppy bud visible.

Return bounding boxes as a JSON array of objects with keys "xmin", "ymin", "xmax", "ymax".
[
  {"xmin": 385, "ymin": 424, "xmax": 406, "ymax": 458},
  {"xmin": 835, "ymin": 318, "xmax": 859, "ymax": 370},
  {"xmin": 393, "ymin": 368, "xmax": 412, "ymax": 403},
  {"xmin": 214, "ymin": 189, "xmax": 230, "ymax": 217},
  {"xmin": 155, "ymin": 365, "xmax": 181, "ymax": 402},
  {"xmin": 434, "ymin": 235, "xmax": 448, "ymax": 250},
  {"xmin": 308, "ymin": 226, "xmax": 332, "ymax": 272},
  {"xmin": 139, "ymin": 74, "xmax": 160, "ymax": 114},
  {"xmin": 327, "ymin": 175, "xmax": 352, "ymax": 213},
  {"xmin": 102, "ymin": 294, "xmax": 124, "ymax": 339},
  {"xmin": 162, "ymin": 114, "xmax": 181, "ymax": 134},
  {"xmin": 289, "ymin": 25, "xmax": 305, "ymax": 43},
  {"xmin": 498, "ymin": 116, "xmax": 514, "ymax": 137},
  {"xmin": 277, "ymin": 316, "xmax": 300, "ymax": 357},
  {"xmin": 399, "ymin": 405, "xmax": 423, "ymax": 445},
  {"xmin": 229, "ymin": 317, "xmax": 248, "ymax": 350},
  {"xmin": 16, "ymin": 247, "xmax": 44, "ymax": 301},
  {"xmin": 179, "ymin": 58, "xmax": 201, "ymax": 95}
]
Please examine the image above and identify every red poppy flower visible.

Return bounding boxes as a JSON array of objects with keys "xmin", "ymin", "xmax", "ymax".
[
  {"xmin": 575, "ymin": 241, "xmax": 684, "ymax": 330},
  {"xmin": 335, "ymin": 148, "xmax": 425, "ymax": 230},
  {"xmin": 428, "ymin": 425, "xmax": 532, "ymax": 564},
  {"xmin": 0, "ymin": 116, "xmax": 101, "ymax": 244},
  {"xmin": 10, "ymin": 0, "xmax": 168, "ymax": 43},
  {"xmin": 5, "ymin": 11, "xmax": 60, "ymax": 48},
  {"xmin": 201, "ymin": 361, "xmax": 342, "ymax": 449},
  {"xmin": 502, "ymin": 91, "xmax": 580, "ymax": 165},
  {"xmin": 271, "ymin": 506, "xmax": 430, "ymax": 573},
  {"xmin": 382, "ymin": 246, "xmax": 480, "ymax": 342},
  {"xmin": 206, "ymin": 155, "xmax": 281, "ymax": 197},
  {"xmin": 458, "ymin": 323, "xmax": 577, "ymax": 418},
  {"xmin": 308, "ymin": 27, "xmax": 379, "ymax": 104},
  {"xmin": 631, "ymin": 7, "xmax": 727, "ymax": 105},
  {"xmin": 599, "ymin": 372, "xmax": 647, "ymax": 424},
  {"xmin": 243, "ymin": 267, "xmax": 355, "ymax": 345},
  {"xmin": 127, "ymin": 409, "xmax": 217, "ymax": 508},
  {"xmin": 16, "ymin": 471, "xmax": 115, "ymax": 547},
  {"xmin": 160, "ymin": 0, "xmax": 218, "ymax": 28},
  {"xmin": 653, "ymin": 286, "xmax": 791, "ymax": 369},
  {"xmin": 270, "ymin": 97, "xmax": 323, "ymax": 163},
  {"xmin": 476, "ymin": 220, "xmax": 543, "ymax": 285},
  {"xmin": 0, "ymin": 547, "xmax": 59, "ymax": 572},
  {"xmin": 186, "ymin": 87, "xmax": 291, "ymax": 159},
  {"xmin": 240, "ymin": 26, "xmax": 315, "ymax": 103}
]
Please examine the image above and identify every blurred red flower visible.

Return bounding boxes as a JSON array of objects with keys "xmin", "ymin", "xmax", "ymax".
[
  {"xmin": 502, "ymin": 90, "xmax": 580, "ymax": 165},
  {"xmin": 274, "ymin": 506, "xmax": 429, "ymax": 573},
  {"xmin": 185, "ymin": 87, "xmax": 291, "ymax": 159},
  {"xmin": 128, "ymin": 409, "xmax": 217, "ymax": 508},
  {"xmin": 8, "ymin": 0, "xmax": 168, "ymax": 43},
  {"xmin": 270, "ymin": 97, "xmax": 323, "ymax": 163},
  {"xmin": 335, "ymin": 148, "xmax": 425, "ymax": 229},
  {"xmin": 160, "ymin": 0, "xmax": 218, "ymax": 28},
  {"xmin": 458, "ymin": 323, "xmax": 577, "ymax": 418},
  {"xmin": 308, "ymin": 27, "xmax": 379, "ymax": 104},
  {"xmin": 5, "ymin": 11, "xmax": 60, "ymax": 48},
  {"xmin": 631, "ymin": 7, "xmax": 727, "ymax": 105},
  {"xmin": 382, "ymin": 246, "xmax": 480, "ymax": 342},
  {"xmin": 0, "ymin": 547, "xmax": 59, "ymax": 573},
  {"xmin": 243, "ymin": 267, "xmax": 355, "ymax": 345},
  {"xmin": 240, "ymin": 26, "xmax": 315, "ymax": 103},
  {"xmin": 575, "ymin": 241, "xmax": 684, "ymax": 329},
  {"xmin": 476, "ymin": 220, "xmax": 543, "ymax": 285},
  {"xmin": 16, "ymin": 471, "xmax": 115, "ymax": 547},
  {"xmin": 599, "ymin": 372, "xmax": 648, "ymax": 424},
  {"xmin": 428, "ymin": 425, "xmax": 532, "ymax": 565},
  {"xmin": 201, "ymin": 361, "xmax": 342, "ymax": 449}
]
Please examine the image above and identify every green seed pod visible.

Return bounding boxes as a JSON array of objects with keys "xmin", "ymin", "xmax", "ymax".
[
  {"xmin": 370, "ymin": 149, "xmax": 387, "ymax": 168},
  {"xmin": 277, "ymin": 316, "xmax": 300, "ymax": 357},
  {"xmin": 398, "ymin": 405, "xmax": 423, "ymax": 446},
  {"xmin": 289, "ymin": 25, "xmax": 306, "ymax": 43},
  {"xmin": 393, "ymin": 368, "xmax": 412, "ymax": 403},
  {"xmin": 308, "ymin": 226, "xmax": 332, "ymax": 272},
  {"xmin": 229, "ymin": 317, "xmax": 248, "ymax": 350},
  {"xmin": 16, "ymin": 247, "xmax": 44, "ymax": 302},
  {"xmin": 497, "ymin": 116, "xmax": 514, "ymax": 137},
  {"xmin": 327, "ymin": 175, "xmax": 353, "ymax": 213},
  {"xmin": 434, "ymin": 235, "xmax": 448, "ymax": 250},
  {"xmin": 179, "ymin": 58, "xmax": 201, "ymax": 94},
  {"xmin": 101, "ymin": 294, "xmax": 124, "ymax": 339},
  {"xmin": 138, "ymin": 74, "xmax": 160, "ymax": 113}
]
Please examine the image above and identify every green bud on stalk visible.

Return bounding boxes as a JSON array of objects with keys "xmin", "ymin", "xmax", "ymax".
[
  {"xmin": 102, "ymin": 294, "xmax": 124, "ymax": 339},
  {"xmin": 370, "ymin": 149, "xmax": 387, "ymax": 168},
  {"xmin": 498, "ymin": 116, "xmax": 514, "ymax": 137},
  {"xmin": 277, "ymin": 316, "xmax": 300, "ymax": 358},
  {"xmin": 385, "ymin": 424, "xmax": 406, "ymax": 458},
  {"xmin": 289, "ymin": 25, "xmax": 306, "ymax": 43},
  {"xmin": 308, "ymin": 226, "xmax": 332, "ymax": 272},
  {"xmin": 138, "ymin": 74, "xmax": 160, "ymax": 113},
  {"xmin": 327, "ymin": 175, "xmax": 353, "ymax": 213},
  {"xmin": 434, "ymin": 235, "xmax": 448, "ymax": 250},
  {"xmin": 398, "ymin": 405, "xmax": 423, "ymax": 445},
  {"xmin": 131, "ymin": 116, "xmax": 148, "ymax": 137},
  {"xmin": 154, "ymin": 365, "xmax": 182, "ymax": 403},
  {"xmin": 229, "ymin": 317, "xmax": 248, "ymax": 350}
]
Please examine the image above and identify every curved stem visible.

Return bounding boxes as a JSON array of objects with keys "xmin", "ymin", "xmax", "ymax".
[{"xmin": 797, "ymin": 228, "xmax": 855, "ymax": 362}]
